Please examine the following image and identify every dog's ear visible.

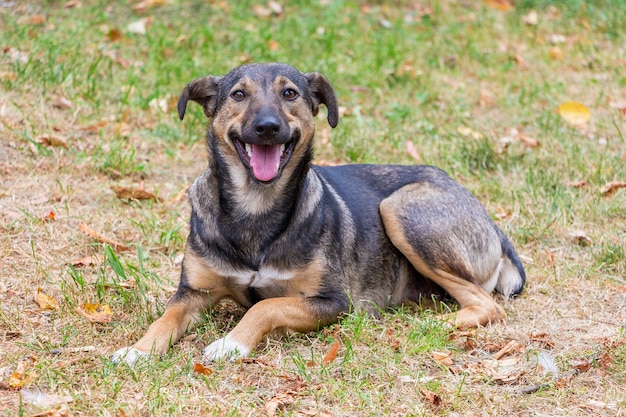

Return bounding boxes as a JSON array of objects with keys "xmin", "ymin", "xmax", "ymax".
[
  {"xmin": 177, "ymin": 76, "xmax": 223, "ymax": 120},
  {"xmin": 304, "ymin": 72, "xmax": 339, "ymax": 128}
]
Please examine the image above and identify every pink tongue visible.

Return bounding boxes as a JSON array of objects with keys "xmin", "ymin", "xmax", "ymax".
[{"xmin": 249, "ymin": 144, "xmax": 281, "ymax": 182}]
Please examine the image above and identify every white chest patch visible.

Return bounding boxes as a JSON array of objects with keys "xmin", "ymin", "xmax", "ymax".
[{"xmin": 227, "ymin": 265, "xmax": 295, "ymax": 288}]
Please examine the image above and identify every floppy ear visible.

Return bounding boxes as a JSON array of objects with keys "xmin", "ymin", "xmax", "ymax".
[
  {"xmin": 304, "ymin": 72, "xmax": 339, "ymax": 128},
  {"xmin": 177, "ymin": 75, "xmax": 223, "ymax": 120}
]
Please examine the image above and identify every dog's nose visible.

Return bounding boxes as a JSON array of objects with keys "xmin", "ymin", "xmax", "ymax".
[{"xmin": 254, "ymin": 116, "xmax": 280, "ymax": 139}]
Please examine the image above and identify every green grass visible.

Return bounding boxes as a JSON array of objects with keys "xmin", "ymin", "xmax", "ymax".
[{"xmin": 1, "ymin": 0, "xmax": 625, "ymax": 415}]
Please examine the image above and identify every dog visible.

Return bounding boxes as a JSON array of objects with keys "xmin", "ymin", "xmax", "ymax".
[{"xmin": 111, "ymin": 63, "xmax": 525, "ymax": 366}]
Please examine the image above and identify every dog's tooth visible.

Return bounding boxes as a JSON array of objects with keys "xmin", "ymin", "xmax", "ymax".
[
  {"xmin": 245, "ymin": 143, "xmax": 252, "ymax": 157},
  {"xmin": 275, "ymin": 162, "xmax": 280, "ymax": 171},
  {"xmin": 280, "ymin": 144, "xmax": 285, "ymax": 154}
]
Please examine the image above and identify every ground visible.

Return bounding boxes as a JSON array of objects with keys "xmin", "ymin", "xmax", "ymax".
[{"xmin": 1, "ymin": 1, "xmax": 625, "ymax": 416}]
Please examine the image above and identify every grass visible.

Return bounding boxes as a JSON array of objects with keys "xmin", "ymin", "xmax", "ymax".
[{"xmin": 1, "ymin": 0, "xmax": 625, "ymax": 415}]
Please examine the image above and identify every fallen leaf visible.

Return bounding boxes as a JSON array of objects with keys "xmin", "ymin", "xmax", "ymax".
[
  {"xmin": 37, "ymin": 134, "xmax": 69, "ymax": 149},
  {"xmin": 252, "ymin": 4, "xmax": 271, "ymax": 17},
  {"xmin": 549, "ymin": 47, "xmax": 564, "ymax": 60},
  {"xmin": 110, "ymin": 185, "xmax": 160, "ymax": 202},
  {"xmin": 70, "ymin": 254, "xmax": 104, "ymax": 267},
  {"xmin": 457, "ymin": 126, "xmax": 483, "ymax": 139},
  {"xmin": 493, "ymin": 340, "xmax": 524, "ymax": 360},
  {"xmin": 420, "ymin": 388, "xmax": 442, "ymax": 408},
  {"xmin": 558, "ymin": 101, "xmax": 591, "ymax": 126},
  {"xmin": 17, "ymin": 15, "xmax": 45, "ymax": 25},
  {"xmin": 132, "ymin": 0, "xmax": 166, "ymax": 13},
  {"xmin": 7, "ymin": 358, "xmax": 36, "ymax": 390},
  {"xmin": 431, "ymin": 351, "xmax": 454, "ymax": 366},
  {"xmin": 568, "ymin": 230, "xmax": 593, "ymax": 246},
  {"xmin": 267, "ymin": 1, "xmax": 283, "ymax": 15},
  {"xmin": 265, "ymin": 392, "xmax": 296, "ymax": 417},
  {"xmin": 63, "ymin": 0, "xmax": 82, "ymax": 8},
  {"xmin": 50, "ymin": 96, "xmax": 73, "ymax": 110},
  {"xmin": 30, "ymin": 405, "xmax": 70, "ymax": 417},
  {"xmin": 483, "ymin": 0, "xmax": 514, "ymax": 11},
  {"xmin": 106, "ymin": 27, "xmax": 123, "ymax": 42},
  {"xmin": 567, "ymin": 179, "xmax": 587, "ymax": 188},
  {"xmin": 405, "ymin": 140, "xmax": 421, "ymax": 162},
  {"xmin": 513, "ymin": 54, "xmax": 529, "ymax": 68},
  {"xmin": 3, "ymin": 47, "xmax": 29, "ymax": 64},
  {"xmin": 268, "ymin": 39, "xmax": 280, "ymax": 51},
  {"xmin": 600, "ymin": 181, "xmax": 626, "ymax": 197},
  {"xmin": 78, "ymin": 223, "xmax": 130, "ymax": 252},
  {"xmin": 34, "ymin": 287, "xmax": 60, "ymax": 310},
  {"xmin": 549, "ymin": 34, "xmax": 567, "ymax": 44},
  {"xmin": 519, "ymin": 134, "xmax": 540, "ymax": 148},
  {"xmin": 127, "ymin": 17, "xmax": 152, "ymax": 35},
  {"xmin": 522, "ymin": 10, "xmax": 538, "ymax": 25},
  {"xmin": 42, "ymin": 210, "xmax": 56, "ymax": 222},
  {"xmin": 321, "ymin": 340, "xmax": 340, "ymax": 365},
  {"xmin": 193, "ymin": 363, "xmax": 213, "ymax": 376},
  {"xmin": 75, "ymin": 302, "xmax": 113, "ymax": 323},
  {"xmin": 79, "ymin": 120, "xmax": 108, "ymax": 132}
]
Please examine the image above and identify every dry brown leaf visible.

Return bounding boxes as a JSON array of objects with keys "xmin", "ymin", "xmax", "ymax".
[
  {"xmin": 70, "ymin": 254, "xmax": 104, "ymax": 267},
  {"xmin": 420, "ymin": 388, "xmax": 442, "ymax": 408},
  {"xmin": 37, "ymin": 134, "xmax": 69, "ymax": 149},
  {"xmin": 80, "ymin": 120, "xmax": 108, "ymax": 132},
  {"xmin": 110, "ymin": 185, "xmax": 160, "ymax": 202},
  {"xmin": 558, "ymin": 101, "xmax": 591, "ymax": 126},
  {"xmin": 431, "ymin": 351, "xmax": 454, "ymax": 366},
  {"xmin": 252, "ymin": 4, "xmax": 272, "ymax": 17},
  {"xmin": 568, "ymin": 230, "xmax": 593, "ymax": 246},
  {"xmin": 567, "ymin": 179, "xmax": 587, "ymax": 188},
  {"xmin": 522, "ymin": 10, "xmax": 538, "ymax": 25},
  {"xmin": 78, "ymin": 223, "xmax": 130, "ymax": 252},
  {"xmin": 34, "ymin": 287, "xmax": 60, "ymax": 310},
  {"xmin": 268, "ymin": 39, "xmax": 280, "ymax": 51},
  {"xmin": 519, "ymin": 135, "xmax": 540, "ymax": 148},
  {"xmin": 549, "ymin": 47, "xmax": 564, "ymax": 60},
  {"xmin": 7, "ymin": 358, "xmax": 36, "ymax": 390},
  {"xmin": 265, "ymin": 392, "xmax": 297, "ymax": 417},
  {"xmin": 50, "ymin": 96, "xmax": 74, "ymax": 110},
  {"xmin": 267, "ymin": 1, "xmax": 283, "ymax": 15},
  {"xmin": 30, "ymin": 405, "xmax": 70, "ymax": 417},
  {"xmin": 132, "ymin": 0, "xmax": 166, "ymax": 13},
  {"xmin": 405, "ymin": 140, "xmax": 421, "ymax": 162},
  {"xmin": 321, "ymin": 340, "xmax": 340, "ymax": 365},
  {"xmin": 483, "ymin": 0, "xmax": 514, "ymax": 11},
  {"xmin": 493, "ymin": 340, "xmax": 525, "ymax": 360},
  {"xmin": 193, "ymin": 363, "xmax": 213, "ymax": 376},
  {"xmin": 600, "ymin": 181, "xmax": 626, "ymax": 197},
  {"xmin": 513, "ymin": 54, "xmax": 529, "ymax": 68},
  {"xmin": 63, "ymin": 0, "xmax": 82, "ymax": 8},
  {"xmin": 42, "ymin": 210, "xmax": 56, "ymax": 222},
  {"xmin": 18, "ymin": 15, "xmax": 45, "ymax": 25},
  {"xmin": 75, "ymin": 302, "xmax": 113, "ymax": 323}
]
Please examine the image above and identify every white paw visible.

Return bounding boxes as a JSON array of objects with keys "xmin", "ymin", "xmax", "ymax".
[
  {"xmin": 110, "ymin": 347, "xmax": 149, "ymax": 367},
  {"xmin": 202, "ymin": 334, "xmax": 251, "ymax": 362}
]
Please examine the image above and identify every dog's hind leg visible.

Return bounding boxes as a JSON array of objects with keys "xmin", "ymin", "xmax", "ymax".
[{"xmin": 380, "ymin": 179, "xmax": 513, "ymax": 328}]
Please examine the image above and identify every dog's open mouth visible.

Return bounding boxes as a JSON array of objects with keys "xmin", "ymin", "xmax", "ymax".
[{"xmin": 233, "ymin": 138, "xmax": 295, "ymax": 183}]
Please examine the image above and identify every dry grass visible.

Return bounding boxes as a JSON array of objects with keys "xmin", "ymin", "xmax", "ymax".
[{"xmin": 1, "ymin": 0, "xmax": 625, "ymax": 416}]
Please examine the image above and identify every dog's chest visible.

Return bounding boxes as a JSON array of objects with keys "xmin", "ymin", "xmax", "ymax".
[{"xmin": 227, "ymin": 265, "xmax": 295, "ymax": 289}]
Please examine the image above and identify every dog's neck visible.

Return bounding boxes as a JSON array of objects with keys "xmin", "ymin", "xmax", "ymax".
[{"xmin": 201, "ymin": 132, "xmax": 316, "ymax": 256}]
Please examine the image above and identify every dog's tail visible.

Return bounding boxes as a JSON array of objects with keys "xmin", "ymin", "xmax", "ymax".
[{"xmin": 494, "ymin": 229, "xmax": 526, "ymax": 298}]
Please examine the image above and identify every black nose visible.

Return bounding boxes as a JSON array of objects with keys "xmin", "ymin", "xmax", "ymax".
[{"xmin": 254, "ymin": 116, "xmax": 280, "ymax": 139}]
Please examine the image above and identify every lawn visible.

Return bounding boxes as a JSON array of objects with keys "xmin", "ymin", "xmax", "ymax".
[{"xmin": 1, "ymin": 0, "xmax": 625, "ymax": 415}]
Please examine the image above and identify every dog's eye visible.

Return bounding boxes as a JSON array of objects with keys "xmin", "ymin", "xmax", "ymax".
[
  {"xmin": 283, "ymin": 89, "xmax": 298, "ymax": 100},
  {"xmin": 231, "ymin": 90, "xmax": 246, "ymax": 101}
]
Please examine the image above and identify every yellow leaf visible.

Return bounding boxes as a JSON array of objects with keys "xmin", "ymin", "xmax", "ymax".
[
  {"xmin": 75, "ymin": 303, "xmax": 113, "ymax": 323},
  {"xmin": 35, "ymin": 288, "xmax": 60, "ymax": 310},
  {"xmin": 558, "ymin": 101, "xmax": 591, "ymax": 126},
  {"xmin": 193, "ymin": 363, "xmax": 213, "ymax": 376},
  {"xmin": 321, "ymin": 340, "xmax": 340, "ymax": 365}
]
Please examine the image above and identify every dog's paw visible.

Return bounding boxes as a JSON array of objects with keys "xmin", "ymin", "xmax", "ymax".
[
  {"xmin": 110, "ymin": 347, "xmax": 149, "ymax": 367},
  {"xmin": 202, "ymin": 334, "xmax": 251, "ymax": 362}
]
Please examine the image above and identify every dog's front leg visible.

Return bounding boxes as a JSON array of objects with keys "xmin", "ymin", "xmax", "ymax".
[
  {"xmin": 112, "ymin": 287, "xmax": 213, "ymax": 366},
  {"xmin": 203, "ymin": 296, "xmax": 338, "ymax": 361}
]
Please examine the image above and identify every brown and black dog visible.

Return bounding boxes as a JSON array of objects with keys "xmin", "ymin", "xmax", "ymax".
[{"xmin": 112, "ymin": 63, "xmax": 525, "ymax": 366}]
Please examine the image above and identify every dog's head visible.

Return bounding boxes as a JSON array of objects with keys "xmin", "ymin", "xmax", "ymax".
[{"xmin": 178, "ymin": 63, "xmax": 338, "ymax": 184}]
